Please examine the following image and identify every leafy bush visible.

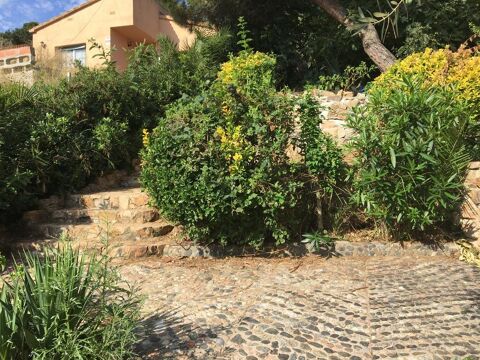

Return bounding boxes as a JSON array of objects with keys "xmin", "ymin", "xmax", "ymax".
[
  {"xmin": 142, "ymin": 49, "xmax": 303, "ymax": 246},
  {"xmin": 375, "ymin": 47, "xmax": 480, "ymax": 158},
  {"xmin": 295, "ymin": 92, "xmax": 347, "ymax": 229},
  {"xmin": 141, "ymin": 30, "xmax": 345, "ymax": 247},
  {"xmin": 124, "ymin": 31, "xmax": 232, "ymax": 128},
  {"xmin": 314, "ymin": 62, "xmax": 376, "ymax": 93},
  {"xmin": 0, "ymin": 78, "xmax": 132, "ymax": 221},
  {"xmin": 0, "ymin": 242, "xmax": 140, "ymax": 359},
  {"xmin": 0, "ymin": 84, "xmax": 39, "ymax": 215},
  {"xmin": 0, "ymin": 32, "xmax": 230, "ymax": 225},
  {"xmin": 348, "ymin": 75, "xmax": 471, "ymax": 236}
]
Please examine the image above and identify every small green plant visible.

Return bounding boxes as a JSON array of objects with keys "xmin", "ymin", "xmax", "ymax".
[
  {"xmin": 296, "ymin": 91, "xmax": 347, "ymax": 230},
  {"xmin": 316, "ymin": 62, "xmax": 376, "ymax": 92},
  {"xmin": 302, "ymin": 231, "xmax": 336, "ymax": 252},
  {"xmin": 0, "ymin": 242, "xmax": 140, "ymax": 359},
  {"xmin": 348, "ymin": 75, "xmax": 471, "ymax": 237}
]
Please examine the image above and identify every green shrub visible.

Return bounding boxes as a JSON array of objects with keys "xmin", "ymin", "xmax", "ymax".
[
  {"xmin": 125, "ymin": 32, "xmax": 232, "ymax": 128},
  {"xmin": 141, "ymin": 40, "xmax": 345, "ymax": 247},
  {"xmin": 0, "ymin": 84, "xmax": 38, "ymax": 215},
  {"xmin": 0, "ymin": 78, "xmax": 132, "ymax": 222},
  {"xmin": 141, "ymin": 49, "xmax": 302, "ymax": 247},
  {"xmin": 0, "ymin": 242, "xmax": 140, "ymax": 360},
  {"xmin": 0, "ymin": 32, "xmax": 230, "ymax": 225},
  {"xmin": 314, "ymin": 62, "xmax": 376, "ymax": 93},
  {"xmin": 348, "ymin": 75, "xmax": 471, "ymax": 236},
  {"xmin": 296, "ymin": 92, "xmax": 347, "ymax": 229},
  {"xmin": 375, "ymin": 47, "xmax": 480, "ymax": 159}
]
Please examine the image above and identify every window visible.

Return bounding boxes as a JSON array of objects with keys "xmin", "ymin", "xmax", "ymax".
[{"xmin": 61, "ymin": 45, "xmax": 86, "ymax": 67}]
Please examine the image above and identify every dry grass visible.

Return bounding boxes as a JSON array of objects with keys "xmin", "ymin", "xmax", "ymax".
[{"xmin": 33, "ymin": 54, "xmax": 77, "ymax": 84}]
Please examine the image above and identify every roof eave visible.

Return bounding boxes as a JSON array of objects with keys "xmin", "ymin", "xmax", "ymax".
[{"xmin": 29, "ymin": 0, "xmax": 102, "ymax": 34}]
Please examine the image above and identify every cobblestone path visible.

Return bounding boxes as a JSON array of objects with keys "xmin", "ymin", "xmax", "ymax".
[{"xmin": 120, "ymin": 256, "xmax": 480, "ymax": 360}]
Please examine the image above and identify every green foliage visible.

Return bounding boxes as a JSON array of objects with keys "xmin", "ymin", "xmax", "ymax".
[
  {"xmin": 348, "ymin": 75, "xmax": 471, "ymax": 236},
  {"xmin": 314, "ymin": 62, "xmax": 376, "ymax": 92},
  {"xmin": 0, "ymin": 32, "xmax": 230, "ymax": 224},
  {"xmin": 296, "ymin": 92, "xmax": 346, "ymax": 200},
  {"xmin": 0, "ymin": 254, "xmax": 5, "ymax": 272},
  {"xmin": 0, "ymin": 22, "xmax": 38, "ymax": 46},
  {"xmin": 302, "ymin": 231, "xmax": 336, "ymax": 252},
  {"xmin": 160, "ymin": 0, "xmax": 479, "ymax": 85},
  {"xmin": 142, "ymin": 49, "xmax": 304, "ymax": 246},
  {"xmin": 160, "ymin": 0, "xmax": 363, "ymax": 86},
  {"xmin": 125, "ymin": 32, "xmax": 232, "ymax": 128},
  {"xmin": 0, "ymin": 242, "xmax": 140, "ymax": 359},
  {"xmin": 396, "ymin": 23, "xmax": 440, "ymax": 58},
  {"xmin": 141, "ymin": 40, "xmax": 346, "ymax": 246}
]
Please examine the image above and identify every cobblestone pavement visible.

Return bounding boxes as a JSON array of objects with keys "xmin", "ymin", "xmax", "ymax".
[{"xmin": 120, "ymin": 256, "xmax": 480, "ymax": 360}]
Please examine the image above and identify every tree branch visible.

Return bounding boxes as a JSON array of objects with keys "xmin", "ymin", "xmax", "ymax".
[{"xmin": 311, "ymin": 0, "xmax": 396, "ymax": 72}]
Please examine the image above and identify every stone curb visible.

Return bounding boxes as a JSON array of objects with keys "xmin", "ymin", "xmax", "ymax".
[{"xmin": 155, "ymin": 240, "xmax": 460, "ymax": 259}]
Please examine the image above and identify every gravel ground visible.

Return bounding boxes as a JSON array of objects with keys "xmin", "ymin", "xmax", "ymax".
[{"xmin": 119, "ymin": 256, "xmax": 480, "ymax": 360}]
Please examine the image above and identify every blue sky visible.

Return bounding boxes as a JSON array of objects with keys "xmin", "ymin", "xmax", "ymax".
[{"xmin": 0, "ymin": 0, "xmax": 84, "ymax": 31}]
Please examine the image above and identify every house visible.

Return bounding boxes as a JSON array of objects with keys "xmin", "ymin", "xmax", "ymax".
[{"xmin": 30, "ymin": 0, "xmax": 195, "ymax": 71}]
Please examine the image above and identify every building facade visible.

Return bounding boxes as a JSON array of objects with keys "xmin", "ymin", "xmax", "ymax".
[{"xmin": 30, "ymin": 0, "xmax": 195, "ymax": 71}]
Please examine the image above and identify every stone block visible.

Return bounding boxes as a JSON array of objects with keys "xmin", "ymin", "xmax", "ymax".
[
  {"xmin": 22, "ymin": 210, "xmax": 49, "ymax": 224},
  {"xmin": 38, "ymin": 195, "xmax": 64, "ymax": 211},
  {"xmin": 469, "ymin": 161, "xmax": 480, "ymax": 170}
]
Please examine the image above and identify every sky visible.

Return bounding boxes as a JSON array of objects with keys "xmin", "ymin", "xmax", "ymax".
[{"xmin": 0, "ymin": 0, "xmax": 85, "ymax": 32}]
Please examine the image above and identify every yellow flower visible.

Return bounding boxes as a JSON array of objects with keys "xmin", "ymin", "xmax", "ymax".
[
  {"xmin": 233, "ymin": 153, "xmax": 243, "ymax": 162},
  {"xmin": 142, "ymin": 129, "xmax": 150, "ymax": 146},
  {"xmin": 374, "ymin": 47, "xmax": 480, "ymax": 115}
]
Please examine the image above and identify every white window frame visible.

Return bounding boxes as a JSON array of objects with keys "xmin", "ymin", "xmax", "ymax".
[{"xmin": 60, "ymin": 44, "xmax": 86, "ymax": 67}]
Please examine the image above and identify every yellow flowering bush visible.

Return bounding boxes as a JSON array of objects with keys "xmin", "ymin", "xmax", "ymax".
[
  {"xmin": 374, "ymin": 47, "xmax": 480, "ymax": 158},
  {"xmin": 140, "ymin": 45, "xmax": 342, "ymax": 247},
  {"xmin": 215, "ymin": 126, "xmax": 254, "ymax": 174},
  {"xmin": 376, "ymin": 48, "xmax": 480, "ymax": 110},
  {"xmin": 218, "ymin": 51, "xmax": 276, "ymax": 99}
]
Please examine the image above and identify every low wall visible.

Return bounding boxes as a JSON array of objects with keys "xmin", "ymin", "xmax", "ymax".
[
  {"xmin": 463, "ymin": 162, "xmax": 480, "ymax": 243},
  {"xmin": 313, "ymin": 89, "xmax": 365, "ymax": 143},
  {"xmin": 0, "ymin": 69, "xmax": 34, "ymax": 85}
]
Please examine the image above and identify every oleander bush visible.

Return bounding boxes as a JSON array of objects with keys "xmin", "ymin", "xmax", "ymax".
[
  {"xmin": 0, "ymin": 242, "xmax": 140, "ymax": 360},
  {"xmin": 348, "ymin": 75, "xmax": 472, "ymax": 237},
  {"xmin": 141, "ymin": 36, "xmax": 345, "ymax": 246},
  {"xmin": 375, "ymin": 47, "xmax": 480, "ymax": 159}
]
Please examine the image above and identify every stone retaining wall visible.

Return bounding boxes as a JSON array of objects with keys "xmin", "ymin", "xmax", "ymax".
[
  {"xmin": 314, "ymin": 89, "xmax": 365, "ymax": 144},
  {"xmin": 463, "ymin": 162, "xmax": 480, "ymax": 243}
]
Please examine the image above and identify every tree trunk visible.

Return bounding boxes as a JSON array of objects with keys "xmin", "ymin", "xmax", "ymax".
[{"xmin": 312, "ymin": 0, "xmax": 397, "ymax": 72}]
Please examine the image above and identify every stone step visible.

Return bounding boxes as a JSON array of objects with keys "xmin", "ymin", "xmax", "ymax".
[
  {"xmin": 40, "ymin": 187, "xmax": 149, "ymax": 211},
  {"xmin": 23, "ymin": 207, "xmax": 160, "ymax": 226},
  {"xmin": 51, "ymin": 208, "xmax": 159, "ymax": 225},
  {"xmin": 11, "ymin": 238, "xmax": 169, "ymax": 260},
  {"xmin": 66, "ymin": 188, "xmax": 149, "ymax": 210},
  {"xmin": 32, "ymin": 221, "xmax": 174, "ymax": 242}
]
